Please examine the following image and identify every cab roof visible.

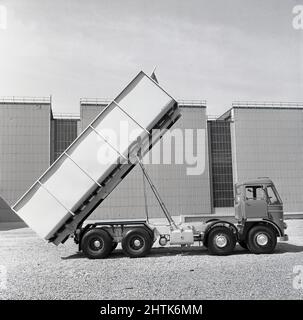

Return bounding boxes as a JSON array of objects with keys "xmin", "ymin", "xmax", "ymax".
[{"xmin": 236, "ymin": 177, "xmax": 274, "ymax": 186}]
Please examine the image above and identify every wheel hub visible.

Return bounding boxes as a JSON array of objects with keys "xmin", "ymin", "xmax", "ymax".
[
  {"xmin": 215, "ymin": 234, "xmax": 228, "ymax": 248},
  {"xmin": 256, "ymin": 233, "xmax": 268, "ymax": 246},
  {"xmin": 93, "ymin": 240, "xmax": 102, "ymax": 248},
  {"xmin": 133, "ymin": 239, "xmax": 141, "ymax": 247},
  {"xmin": 130, "ymin": 236, "xmax": 144, "ymax": 250},
  {"xmin": 89, "ymin": 236, "xmax": 104, "ymax": 251}
]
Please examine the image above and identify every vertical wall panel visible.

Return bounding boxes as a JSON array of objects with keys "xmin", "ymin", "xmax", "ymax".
[
  {"xmin": 232, "ymin": 107, "xmax": 303, "ymax": 212},
  {"xmin": 0, "ymin": 103, "xmax": 51, "ymax": 221}
]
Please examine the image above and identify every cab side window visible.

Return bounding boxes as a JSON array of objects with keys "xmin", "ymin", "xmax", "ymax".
[
  {"xmin": 266, "ymin": 186, "xmax": 279, "ymax": 205},
  {"xmin": 245, "ymin": 186, "xmax": 265, "ymax": 200}
]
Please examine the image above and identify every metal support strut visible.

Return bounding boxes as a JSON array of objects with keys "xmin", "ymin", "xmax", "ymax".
[{"xmin": 136, "ymin": 154, "xmax": 178, "ymax": 231}]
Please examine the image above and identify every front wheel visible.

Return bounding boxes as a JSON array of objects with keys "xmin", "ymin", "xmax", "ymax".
[
  {"xmin": 207, "ymin": 226, "xmax": 236, "ymax": 255},
  {"xmin": 247, "ymin": 225, "xmax": 277, "ymax": 254}
]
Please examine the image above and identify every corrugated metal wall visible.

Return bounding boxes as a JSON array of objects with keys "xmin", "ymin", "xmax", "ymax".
[
  {"xmin": 232, "ymin": 107, "xmax": 303, "ymax": 212},
  {"xmin": 80, "ymin": 103, "xmax": 212, "ymax": 220}
]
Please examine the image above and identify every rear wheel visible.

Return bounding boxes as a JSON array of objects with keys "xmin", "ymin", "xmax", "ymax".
[
  {"xmin": 122, "ymin": 228, "xmax": 152, "ymax": 258},
  {"xmin": 247, "ymin": 225, "xmax": 277, "ymax": 254},
  {"xmin": 207, "ymin": 226, "xmax": 236, "ymax": 255},
  {"xmin": 81, "ymin": 228, "xmax": 113, "ymax": 259}
]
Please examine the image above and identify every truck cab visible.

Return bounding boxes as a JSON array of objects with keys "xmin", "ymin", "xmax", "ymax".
[
  {"xmin": 235, "ymin": 178, "xmax": 286, "ymax": 234},
  {"xmin": 201, "ymin": 178, "xmax": 288, "ymax": 256},
  {"xmin": 233, "ymin": 178, "xmax": 288, "ymax": 253}
]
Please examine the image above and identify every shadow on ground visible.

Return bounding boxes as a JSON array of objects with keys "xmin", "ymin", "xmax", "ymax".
[
  {"xmin": 61, "ymin": 244, "xmax": 257, "ymax": 260},
  {"xmin": 61, "ymin": 242, "xmax": 303, "ymax": 260},
  {"xmin": 275, "ymin": 242, "xmax": 303, "ymax": 254}
]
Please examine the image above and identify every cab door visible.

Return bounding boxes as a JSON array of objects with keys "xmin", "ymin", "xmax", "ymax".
[
  {"xmin": 266, "ymin": 185, "xmax": 284, "ymax": 229},
  {"xmin": 244, "ymin": 185, "xmax": 267, "ymax": 219}
]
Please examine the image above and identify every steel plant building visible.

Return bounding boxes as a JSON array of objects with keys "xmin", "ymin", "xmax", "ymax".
[{"xmin": 0, "ymin": 97, "xmax": 302, "ymax": 223}]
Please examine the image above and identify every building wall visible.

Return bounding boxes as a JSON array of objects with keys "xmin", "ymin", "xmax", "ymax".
[
  {"xmin": 80, "ymin": 102, "xmax": 212, "ymax": 220},
  {"xmin": 0, "ymin": 102, "xmax": 51, "ymax": 221},
  {"xmin": 231, "ymin": 107, "xmax": 303, "ymax": 212},
  {"xmin": 51, "ymin": 118, "xmax": 79, "ymax": 163}
]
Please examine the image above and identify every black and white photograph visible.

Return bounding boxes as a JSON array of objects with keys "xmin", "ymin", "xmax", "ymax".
[{"xmin": 0, "ymin": 0, "xmax": 303, "ymax": 315}]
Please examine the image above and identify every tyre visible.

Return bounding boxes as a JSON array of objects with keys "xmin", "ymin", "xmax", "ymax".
[
  {"xmin": 207, "ymin": 226, "xmax": 236, "ymax": 255},
  {"xmin": 238, "ymin": 241, "xmax": 248, "ymax": 249},
  {"xmin": 122, "ymin": 228, "xmax": 152, "ymax": 258},
  {"xmin": 247, "ymin": 225, "xmax": 277, "ymax": 254},
  {"xmin": 81, "ymin": 228, "xmax": 113, "ymax": 259}
]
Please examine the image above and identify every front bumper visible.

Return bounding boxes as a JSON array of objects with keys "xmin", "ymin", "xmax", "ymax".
[{"xmin": 278, "ymin": 234, "xmax": 288, "ymax": 242}]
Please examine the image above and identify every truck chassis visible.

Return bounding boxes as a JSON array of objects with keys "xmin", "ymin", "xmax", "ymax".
[
  {"xmin": 74, "ymin": 216, "xmax": 288, "ymax": 258},
  {"xmin": 73, "ymin": 165, "xmax": 288, "ymax": 259}
]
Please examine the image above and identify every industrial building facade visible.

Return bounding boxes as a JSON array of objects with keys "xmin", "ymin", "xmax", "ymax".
[
  {"xmin": 220, "ymin": 102, "xmax": 303, "ymax": 213},
  {"xmin": 1, "ymin": 97, "xmax": 303, "ymax": 222}
]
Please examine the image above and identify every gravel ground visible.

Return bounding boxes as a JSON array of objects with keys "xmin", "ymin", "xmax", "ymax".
[{"xmin": 0, "ymin": 220, "xmax": 303, "ymax": 300}]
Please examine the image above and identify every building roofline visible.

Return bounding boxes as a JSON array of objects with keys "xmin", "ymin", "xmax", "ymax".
[
  {"xmin": 233, "ymin": 106, "xmax": 303, "ymax": 111},
  {"xmin": 80, "ymin": 98, "xmax": 110, "ymax": 106},
  {"xmin": 216, "ymin": 100, "xmax": 303, "ymax": 121},
  {"xmin": 0, "ymin": 96, "xmax": 51, "ymax": 105},
  {"xmin": 52, "ymin": 113, "xmax": 80, "ymax": 120},
  {"xmin": 232, "ymin": 101, "xmax": 303, "ymax": 109},
  {"xmin": 216, "ymin": 107, "xmax": 233, "ymax": 120},
  {"xmin": 177, "ymin": 99, "xmax": 207, "ymax": 108}
]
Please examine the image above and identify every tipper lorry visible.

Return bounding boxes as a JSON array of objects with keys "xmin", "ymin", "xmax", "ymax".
[{"xmin": 11, "ymin": 71, "xmax": 288, "ymax": 258}]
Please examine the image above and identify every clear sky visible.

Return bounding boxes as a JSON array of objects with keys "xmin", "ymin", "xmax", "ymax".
[{"xmin": 0, "ymin": 0, "xmax": 302, "ymax": 115}]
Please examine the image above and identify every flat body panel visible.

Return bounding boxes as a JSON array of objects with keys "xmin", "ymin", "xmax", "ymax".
[
  {"xmin": 13, "ymin": 71, "xmax": 177, "ymax": 240},
  {"xmin": 115, "ymin": 74, "xmax": 173, "ymax": 130},
  {"xmin": 244, "ymin": 199, "xmax": 267, "ymax": 218},
  {"xmin": 15, "ymin": 183, "xmax": 73, "ymax": 239},
  {"xmin": 170, "ymin": 229, "xmax": 194, "ymax": 245}
]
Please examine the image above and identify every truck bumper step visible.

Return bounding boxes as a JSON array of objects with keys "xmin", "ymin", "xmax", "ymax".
[{"xmin": 278, "ymin": 234, "xmax": 288, "ymax": 242}]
